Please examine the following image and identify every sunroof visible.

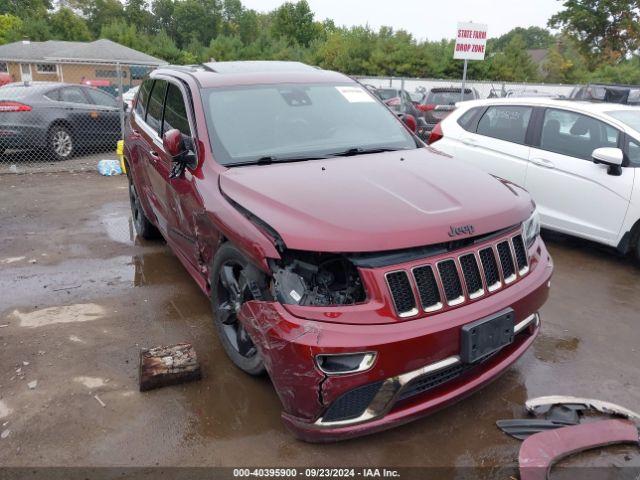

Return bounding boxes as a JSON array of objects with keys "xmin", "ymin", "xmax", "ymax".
[{"xmin": 203, "ymin": 61, "xmax": 318, "ymax": 74}]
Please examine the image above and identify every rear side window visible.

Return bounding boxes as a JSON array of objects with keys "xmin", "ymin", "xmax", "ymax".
[
  {"xmin": 134, "ymin": 80, "xmax": 152, "ymax": 117},
  {"xmin": 145, "ymin": 80, "xmax": 167, "ymax": 133},
  {"xmin": 45, "ymin": 89, "xmax": 60, "ymax": 101},
  {"xmin": 477, "ymin": 106, "xmax": 533, "ymax": 144},
  {"xmin": 85, "ymin": 88, "xmax": 117, "ymax": 108},
  {"xmin": 540, "ymin": 109, "xmax": 619, "ymax": 160},
  {"xmin": 457, "ymin": 107, "xmax": 481, "ymax": 132},
  {"xmin": 428, "ymin": 90, "xmax": 474, "ymax": 104},
  {"xmin": 60, "ymin": 87, "xmax": 89, "ymax": 105},
  {"xmin": 162, "ymin": 83, "xmax": 190, "ymax": 136}
]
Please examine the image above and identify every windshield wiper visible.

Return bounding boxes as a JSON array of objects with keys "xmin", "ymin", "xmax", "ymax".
[
  {"xmin": 226, "ymin": 154, "xmax": 330, "ymax": 167},
  {"xmin": 329, "ymin": 147, "xmax": 405, "ymax": 157}
]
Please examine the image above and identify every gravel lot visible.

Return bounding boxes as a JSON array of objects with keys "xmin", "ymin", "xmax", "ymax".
[{"xmin": 0, "ymin": 172, "xmax": 639, "ymax": 478}]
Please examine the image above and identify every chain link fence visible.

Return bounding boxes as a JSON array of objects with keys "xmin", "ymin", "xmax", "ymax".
[
  {"xmin": 357, "ymin": 76, "xmax": 578, "ymax": 100},
  {"xmin": 0, "ymin": 59, "xmax": 156, "ymax": 174}
]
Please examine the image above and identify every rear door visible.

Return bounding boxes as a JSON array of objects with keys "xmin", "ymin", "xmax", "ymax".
[
  {"xmin": 525, "ymin": 108, "xmax": 634, "ymax": 245},
  {"xmin": 454, "ymin": 104, "xmax": 533, "ymax": 187}
]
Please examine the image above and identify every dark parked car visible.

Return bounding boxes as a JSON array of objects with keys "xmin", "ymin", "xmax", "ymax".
[
  {"xmin": 417, "ymin": 87, "xmax": 480, "ymax": 137},
  {"xmin": 374, "ymin": 87, "xmax": 422, "ymax": 118},
  {"xmin": 124, "ymin": 61, "xmax": 552, "ymax": 442},
  {"xmin": 0, "ymin": 81, "xmax": 121, "ymax": 160},
  {"xmin": 569, "ymin": 83, "xmax": 640, "ymax": 105}
]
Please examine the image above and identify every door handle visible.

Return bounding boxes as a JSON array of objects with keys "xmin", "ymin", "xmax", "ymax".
[
  {"xmin": 530, "ymin": 157, "xmax": 555, "ymax": 169},
  {"xmin": 461, "ymin": 138, "xmax": 477, "ymax": 146},
  {"xmin": 149, "ymin": 150, "xmax": 160, "ymax": 161},
  {"xmin": 130, "ymin": 129, "xmax": 141, "ymax": 139}
]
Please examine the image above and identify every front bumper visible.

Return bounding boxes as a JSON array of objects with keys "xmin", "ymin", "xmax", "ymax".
[{"xmin": 238, "ymin": 239, "xmax": 552, "ymax": 442}]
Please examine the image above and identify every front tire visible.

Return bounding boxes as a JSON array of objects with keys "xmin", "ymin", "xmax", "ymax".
[
  {"xmin": 210, "ymin": 243, "xmax": 268, "ymax": 376},
  {"xmin": 48, "ymin": 124, "xmax": 74, "ymax": 161}
]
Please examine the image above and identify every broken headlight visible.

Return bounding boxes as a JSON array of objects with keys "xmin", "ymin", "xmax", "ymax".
[
  {"xmin": 523, "ymin": 209, "xmax": 541, "ymax": 248},
  {"xmin": 271, "ymin": 251, "xmax": 367, "ymax": 306}
]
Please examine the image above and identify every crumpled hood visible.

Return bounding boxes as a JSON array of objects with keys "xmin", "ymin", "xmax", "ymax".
[{"xmin": 220, "ymin": 148, "xmax": 533, "ymax": 253}]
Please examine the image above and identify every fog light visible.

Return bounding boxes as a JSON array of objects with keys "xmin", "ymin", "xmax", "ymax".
[{"xmin": 316, "ymin": 352, "xmax": 376, "ymax": 375}]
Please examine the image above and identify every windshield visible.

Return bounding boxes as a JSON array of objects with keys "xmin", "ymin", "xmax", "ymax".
[
  {"xmin": 376, "ymin": 88, "xmax": 400, "ymax": 101},
  {"xmin": 607, "ymin": 110, "xmax": 640, "ymax": 132},
  {"xmin": 427, "ymin": 90, "xmax": 474, "ymax": 105},
  {"xmin": 203, "ymin": 83, "xmax": 417, "ymax": 166}
]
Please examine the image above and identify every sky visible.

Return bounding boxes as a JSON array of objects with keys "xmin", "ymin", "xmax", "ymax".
[{"xmin": 239, "ymin": 0, "xmax": 562, "ymax": 41}]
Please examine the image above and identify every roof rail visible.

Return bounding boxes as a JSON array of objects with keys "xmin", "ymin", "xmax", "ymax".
[{"xmin": 159, "ymin": 64, "xmax": 210, "ymax": 73}]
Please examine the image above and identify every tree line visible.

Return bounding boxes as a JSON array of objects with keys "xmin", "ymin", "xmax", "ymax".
[{"xmin": 1, "ymin": 0, "xmax": 640, "ymax": 84}]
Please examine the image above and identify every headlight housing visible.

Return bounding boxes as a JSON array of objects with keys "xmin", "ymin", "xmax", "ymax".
[
  {"xmin": 523, "ymin": 210, "xmax": 541, "ymax": 248},
  {"xmin": 271, "ymin": 251, "xmax": 367, "ymax": 306}
]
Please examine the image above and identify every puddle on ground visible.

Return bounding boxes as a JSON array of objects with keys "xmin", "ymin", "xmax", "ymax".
[
  {"xmin": 95, "ymin": 202, "xmax": 134, "ymax": 245},
  {"xmin": 12, "ymin": 303, "xmax": 106, "ymax": 328},
  {"xmin": 533, "ymin": 332, "xmax": 580, "ymax": 363}
]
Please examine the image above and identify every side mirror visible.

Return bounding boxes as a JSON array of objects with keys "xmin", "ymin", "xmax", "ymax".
[
  {"xmin": 163, "ymin": 128, "xmax": 184, "ymax": 158},
  {"xmin": 162, "ymin": 128, "xmax": 197, "ymax": 178},
  {"xmin": 399, "ymin": 113, "xmax": 417, "ymax": 133},
  {"xmin": 592, "ymin": 147, "xmax": 623, "ymax": 176}
]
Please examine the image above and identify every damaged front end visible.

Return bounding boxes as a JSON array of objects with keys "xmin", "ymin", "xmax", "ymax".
[{"xmin": 269, "ymin": 250, "xmax": 367, "ymax": 307}]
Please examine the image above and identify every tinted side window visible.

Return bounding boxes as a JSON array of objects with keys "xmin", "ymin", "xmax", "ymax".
[
  {"xmin": 540, "ymin": 109, "xmax": 620, "ymax": 160},
  {"xmin": 85, "ymin": 88, "xmax": 117, "ymax": 108},
  {"xmin": 162, "ymin": 83, "xmax": 190, "ymax": 136},
  {"xmin": 476, "ymin": 106, "xmax": 532, "ymax": 144},
  {"xmin": 134, "ymin": 80, "xmax": 152, "ymax": 117},
  {"xmin": 145, "ymin": 80, "xmax": 167, "ymax": 133},
  {"xmin": 60, "ymin": 87, "xmax": 89, "ymax": 104},
  {"xmin": 457, "ymin": 107, "xmax": 481, "ymax": 132},
  {"xmin": 45, "ymin": 89, "xmax": 60, "ymax": 101}
]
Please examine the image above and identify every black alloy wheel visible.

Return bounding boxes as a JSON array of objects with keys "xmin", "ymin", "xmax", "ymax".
[{"xmin": 211, "ymin": 243, "xmax": 266, "ymax": 375}]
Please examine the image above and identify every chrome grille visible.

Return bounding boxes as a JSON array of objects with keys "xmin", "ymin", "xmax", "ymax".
[
  {"xmin": 496, "ymin": 241, "xmax": 516, "ymax": 283},
  {"xmin": 437, "ymin": 260, "xmax": 464, "ymax": 305},
  {"xmin": 412, "ymin": 265, "xmax": 442, "ymax": 311},
  {"xmin": 459, "ymin": 253, "xmax": 484, "ymax": 299},
  {"xmin": 386, "ymin": 232, "xmax": 529, "ymax": 317},
  {"xmin": 512, "ymin": 235, "xmax": 529, "ymax": 273},
  {"xmin": 385, "ymin": 271, "xmax": 417, "ymax": 317},
  {"xmin": 479, "ymin": 247, "xmax": 501, "ymax": 291}
]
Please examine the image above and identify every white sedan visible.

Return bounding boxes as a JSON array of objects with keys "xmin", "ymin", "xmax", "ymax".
[{"xmin": 431, "ymin": 97, "xmax": 640, "ymax": 259}]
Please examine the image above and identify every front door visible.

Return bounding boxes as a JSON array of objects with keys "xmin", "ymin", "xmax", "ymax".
[
  {"xmin": 157, "ymin": 81, "xmax": 204, "ymax": 266},
  {"xmin": 525, "ymin": 108, "xmax": 634, "ymax": 245},
  {"xmin": 83, "ymin": 87, "xmax": 122, "ymax": 144}
]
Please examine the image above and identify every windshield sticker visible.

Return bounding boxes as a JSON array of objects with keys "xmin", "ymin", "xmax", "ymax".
[{"xmin": 336, "ymin": 86, "xmax": 375, "ymax": 103}]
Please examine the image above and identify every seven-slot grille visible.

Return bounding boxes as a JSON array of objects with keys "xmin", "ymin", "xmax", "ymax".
[{"xmin": 385, "ymin": 233, "xmax": 529, "ymax": 317}]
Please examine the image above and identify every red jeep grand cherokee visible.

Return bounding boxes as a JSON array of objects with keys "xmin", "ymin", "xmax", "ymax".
[{"xmin": 124, "ymin": 61, "xmax": 552, "ymax": 442}]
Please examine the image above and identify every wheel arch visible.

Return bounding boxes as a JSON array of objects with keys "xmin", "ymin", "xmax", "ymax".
[
  {"xmin": 616, "ymin": 216, "xmax": 640, "ymax": 255},
  {"xmin": 47, "ymin": 119, "xmax": 75, "ymax": 138}
]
